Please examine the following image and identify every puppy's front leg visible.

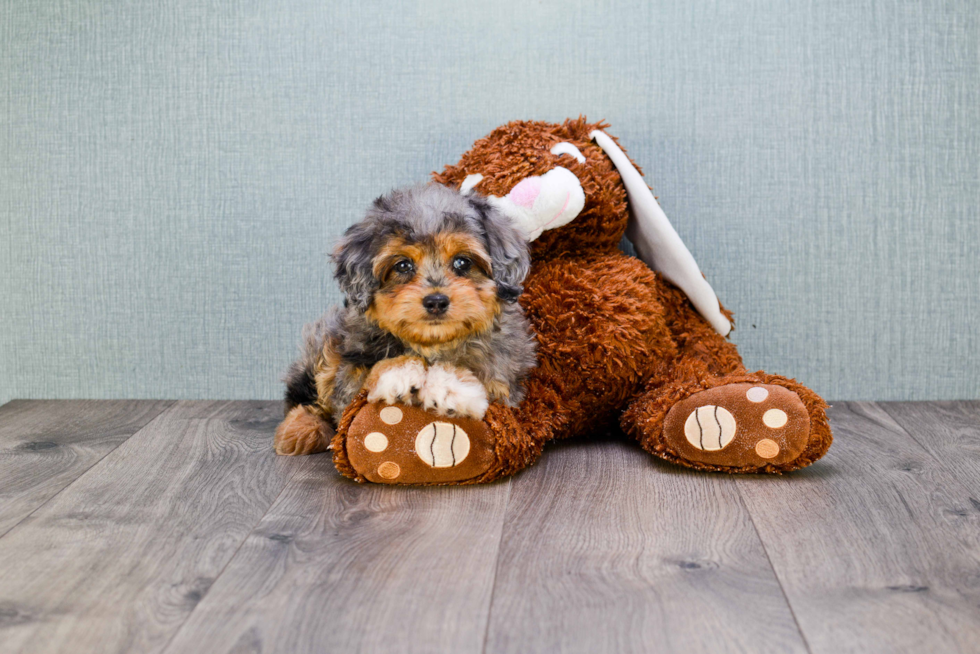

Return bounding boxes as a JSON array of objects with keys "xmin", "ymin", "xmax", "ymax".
[
  {"xmin": 364, "ymin": 356, "xmax": 427, "ymax": 406},
  {"xmin": 419, "ymin": 364, "xmax": 490, "ymax": 419},
  {"xmin": 485, "ymin": 380, "xmax": 512, "ymax": 405}
]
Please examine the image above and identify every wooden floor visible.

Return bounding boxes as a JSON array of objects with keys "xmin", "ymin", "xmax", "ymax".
[{"xmin": 1, "ymin": 401, "xmax": 979, "ymax": 653}]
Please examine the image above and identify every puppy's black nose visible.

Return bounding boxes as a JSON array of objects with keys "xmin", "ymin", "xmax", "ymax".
[{"xmin": 422, "ymin": 293, "xmax": 450, "ymax": 315}]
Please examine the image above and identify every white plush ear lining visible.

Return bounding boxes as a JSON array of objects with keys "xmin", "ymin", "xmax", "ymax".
[
  {"xmin": 590, "ymin": 130, "xmax": 732, "ymax": 336},
  {"xmin": 460, "ymin": 173, "xmax": 483, "ymax": 195}
]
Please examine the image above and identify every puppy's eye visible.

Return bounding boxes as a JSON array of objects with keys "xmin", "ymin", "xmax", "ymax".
[
  {"xmin": 393, "ymin": 259, "xmax": 415, "ymax": 275},
  {"xmin": 452, "ymin": 256, "xmax": 472, "ymax": 275}
]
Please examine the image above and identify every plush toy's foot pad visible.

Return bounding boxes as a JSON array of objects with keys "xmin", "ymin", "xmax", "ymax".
[
  {"xmin": 663, "ymin": 384, "xmax": 810, "ymax": 468},
  {"xmin": 346, "ymin": 402, "xmax": 496, "ymax": 484}
]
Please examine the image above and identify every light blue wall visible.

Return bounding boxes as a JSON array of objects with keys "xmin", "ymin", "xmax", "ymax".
[{"xmin": 2, "ymin": 0, "xmax": 978, "ymax": 404}]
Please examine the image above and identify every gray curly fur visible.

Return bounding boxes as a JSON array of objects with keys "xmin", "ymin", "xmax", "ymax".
[{"xmin": 283, "ymin": 183, "xmax": 537, "ymax": 424}]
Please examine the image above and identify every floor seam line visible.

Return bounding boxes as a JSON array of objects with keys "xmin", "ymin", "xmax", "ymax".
[
  {"xmin": 480, "ymin": 478, "xmax": 513, "ymax": 654},
  {"xmin": 872, "ymin": 400, "xmax": 980, "ymax": 514},
  {"xmin": 157, "ymin": 423, "xmax": 307, "ymax": 654},
  {"xmin": 732, "ymin": 476, "xmax": 814, "ymax": 654},
  {"xmin": 0, "ymin": 400, "xmax": 176, "ymax": 541},
  {"xmin": 876, "ymin": 401, "xmax": 965, "ymax": 472}
]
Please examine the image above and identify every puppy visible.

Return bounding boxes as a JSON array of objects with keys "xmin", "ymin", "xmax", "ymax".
[{"xmin": 279, "ymin": 183, "xmax": 536, "ymax": 441}]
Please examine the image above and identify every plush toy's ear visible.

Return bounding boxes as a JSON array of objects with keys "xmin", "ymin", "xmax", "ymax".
[
  {"xmin": 590, "ymin": 130, "xmax": 732, "ymax": 336},
  {"xmin": 332, "ymin": 219, "xmax": 380, "ymax": 311},
  {"xmin": 468, "ymin": 194, "xmax": 531, "ymax": 303}
]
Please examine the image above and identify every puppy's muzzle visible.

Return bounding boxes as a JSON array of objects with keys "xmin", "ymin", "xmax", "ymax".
[{"xmin": 422, "ymin": 293, "xmax": 450, "ymax": 316}]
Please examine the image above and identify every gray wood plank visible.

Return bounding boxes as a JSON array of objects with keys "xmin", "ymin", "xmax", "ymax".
[
  {"xmin": 161, "ymin": 456, "xmax": 512, "ymax": 654},
  {"xmin": 0, "ymin": 399, "xmax": 173, "ymax": 536},
  {"xmin": 735, "ymin": 402, "xmax": 980, "ymax": 653},
  {"xmin": 0, "ymin": 400, "xmax": 294, "ymax": 654},
  {"xmin": 880, "ymin": 401, "xmax": 980, "ymax": 496},
  {"xmin": 484, "ymin": 436, "xmax": 808, "ymax": 654}
]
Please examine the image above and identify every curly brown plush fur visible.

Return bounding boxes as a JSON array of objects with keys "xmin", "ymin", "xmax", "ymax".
[{"xmin": 302, "ymin": 117, "xmax": 832, "ymax": 483}]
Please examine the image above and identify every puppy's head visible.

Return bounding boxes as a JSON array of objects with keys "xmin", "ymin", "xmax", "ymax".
[{"xmin": 333, "ymin": 184, "xmax": 529, "ymax": 348}]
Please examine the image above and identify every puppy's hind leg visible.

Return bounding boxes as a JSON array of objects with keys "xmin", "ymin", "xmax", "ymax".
[
  {"xmin": 276, "ymin": 310, "xmax": 340, "ymax": 455},
  {"xmin": 275, "ymin": 405, "xmax": 333, "ymax": 455}
]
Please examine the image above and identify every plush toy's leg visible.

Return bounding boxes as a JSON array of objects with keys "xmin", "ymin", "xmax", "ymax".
[
  {"xmin": 622, "ymin": 369, "xmax": 832, "ymax": 473},
  {"xmin": 621, "ymin": 281, "xmax": 832, "ymax": 473},
  {"xmin": 332, "ymin": 373, "xmax": 564, "ymax": 485}
]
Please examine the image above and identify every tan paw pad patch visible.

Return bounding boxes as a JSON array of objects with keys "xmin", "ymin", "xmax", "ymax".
[
  {"xmin": 363, "ymin": 432, "xmax": 388, "ymax": 452},
  {"xmin": 377, "ymin": 461, "xmax": 400, "ymax": 479},
  {"xmin": 415, "ymin": 422, "xmax": 470, "ymax": 468},
  {"xmin": 755, "ymin": 439, "xmax": 780, "ymax": 459},
  {"xmin": 684, "ymin": 406, "xmax": 737, "ymax": 451},
  {"xmin": 379, "ymin": 406, "xmax": 403, "ymax": 425},
  {"xmin": 763, "ymin": 409, "xmax": 788, "ymax": 428}
]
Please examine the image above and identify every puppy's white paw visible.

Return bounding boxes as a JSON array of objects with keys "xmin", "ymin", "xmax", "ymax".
[
  {"xmin": 419, "ymin": 364, "xmax": 489, "ymax": 420},
  {"xmin": 366, "ymin": 358, "xmax": 427, "ymax": 406}
]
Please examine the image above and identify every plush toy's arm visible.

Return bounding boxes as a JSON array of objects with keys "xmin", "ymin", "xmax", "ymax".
[{"xmin": 590, "ymin": 130, "xmax": 732, "ymax": 337}]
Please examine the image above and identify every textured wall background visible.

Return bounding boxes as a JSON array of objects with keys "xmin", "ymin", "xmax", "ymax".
[{"xmin": 1, "ymin": 0, "xmax": 978, "ymax": 405}]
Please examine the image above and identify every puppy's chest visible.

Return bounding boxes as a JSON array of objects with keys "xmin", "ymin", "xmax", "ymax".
[
  {"xmin": 406, "ymin": 345, "xmax": 469, "ymax": 367},
  {"xmin": 341, "ymin": 330, "xmax": 407, "ymax": 368}
]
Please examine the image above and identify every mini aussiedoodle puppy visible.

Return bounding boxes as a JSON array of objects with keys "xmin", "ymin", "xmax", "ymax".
[{"xmin": 274, "ymin": 183, "xmax": 536, "ymax": 455}]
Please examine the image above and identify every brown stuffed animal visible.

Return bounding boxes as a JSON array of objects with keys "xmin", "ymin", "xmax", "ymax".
[{"xmin": 279, "ymin": 117, "xmax": 832, "ymax": 484}]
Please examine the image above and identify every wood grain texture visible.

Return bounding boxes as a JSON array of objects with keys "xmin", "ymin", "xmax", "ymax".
[
  {"xmin": 6, "ymin": 400, "xmax": 980, "ymax": 654},
  {"xmin": 161, "ymin": 456, "xmax": 512, "ymax": 654},
  {"xmin": 484, "ymin": 436, "xmax": 807, "ymax": 654},
  {"xmin": 880, "ymin": 401, "xmax": 980, "ymax": 496},
  {"xmin": 735, "ymin": 402, "xmax": 980, "ymax": 653},
  {"xmin": 0, "ymin": 399, "xmax": 173, "ymax": 536},
  {"xmin": 0, "ymin": 400, "xmax": 293, "ymax": 654}
]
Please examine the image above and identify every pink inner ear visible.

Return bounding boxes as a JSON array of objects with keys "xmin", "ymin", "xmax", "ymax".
[{"xmin": 508, "ymin": 177, "xmax": 542, "ymax": 209}]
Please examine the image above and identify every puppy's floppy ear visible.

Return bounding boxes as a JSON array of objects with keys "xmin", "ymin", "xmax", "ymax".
[
  {"xmin": 332, "ymin": 219, "xmax": 380, "ymax": 311},
  {"xmin": 469, "ymin": 194, "xmax": 531, "ymax": 303}
]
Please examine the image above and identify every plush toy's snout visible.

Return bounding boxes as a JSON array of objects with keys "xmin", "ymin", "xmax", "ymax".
[{"xmin": 483, "ymin": 167, "xmax": 585, "ymax": 242}]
